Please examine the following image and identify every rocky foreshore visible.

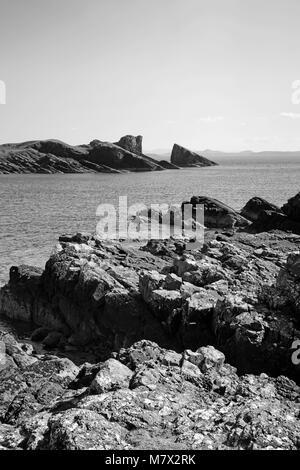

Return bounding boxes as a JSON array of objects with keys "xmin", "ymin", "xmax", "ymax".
[{"xmin": 0, "ymin": 191, "xmax": 300, "ymax": 450}]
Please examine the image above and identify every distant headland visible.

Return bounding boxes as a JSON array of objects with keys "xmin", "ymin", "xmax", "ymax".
[{"xmin": 0, "ymin": 135, "xmax": 218, "ymax": 174}]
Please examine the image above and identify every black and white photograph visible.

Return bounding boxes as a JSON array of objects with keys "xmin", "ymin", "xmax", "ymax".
[{"xmin": 0, "ymin": 0, "xmax": 299, "ymax": 457}]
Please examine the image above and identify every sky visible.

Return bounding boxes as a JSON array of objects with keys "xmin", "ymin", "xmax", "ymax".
[{"xmin": 0, "ymin": 0, "xmax": 300, "ymax": 152}]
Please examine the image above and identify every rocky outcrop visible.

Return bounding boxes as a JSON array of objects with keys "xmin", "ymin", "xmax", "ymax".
[
  {"xmin": 241, "ymin": 197, "xmax": 283, "ymax": 222},
  {"xmin": 114, "ymin": 135, "xmax": 143, "ymax": 156},
  {"xmin": 251, "ymin": 210, "xmax": 300, "ymax": 234},
  {"xmin": 31, "ymin": 140, "xmax": 88, "ymax": 160},
  {"xmin": 187, "ymin": 196, "xmax": 250, "ymax": 229},
  {"xmin": 0, "ymin": 336, "xmax": 299, "ymax": 450},
  {"xmin": 90, "ymin": 358, "xmax": 133, "ymax": 394},
  {"xmin": 240, "ymin": 191, "xmax": 300, "ymax": 234},
  {"xmin": 0, "ymin": 235, "xmax": 174, "ymax": 352},
  {"xmin": 1, "ymin": 206, "xmax": 300, "ymax": 450},
  {"xmin": 0, "ymin": 137, "xmax": 220, "ymax": 174},
  {"xmin": 0, "ymin": 148, "xmax": 92, "ymax": 174},
  {"xmin": 142, "ymin": 234, "xmax": 300, "ymax": 381},
  {"xmin": 1, "ymin": 228, "xmax": 300, "ymax": 383},
  {"xmin": 171, "ymin": 144, "xmax": 218, "ymax": 167},
  {"xmin": 0, "ymin": 136, "xmax": 165, "ymax": 174},
  {"xmin": 88, "ymin": 140, "xmax": 163, "ymax": 172}
]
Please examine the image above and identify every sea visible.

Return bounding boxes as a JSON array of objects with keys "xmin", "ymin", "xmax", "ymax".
[{"xmin": 0, "ymin": 155, "xmax": 299, "ymax": 286}]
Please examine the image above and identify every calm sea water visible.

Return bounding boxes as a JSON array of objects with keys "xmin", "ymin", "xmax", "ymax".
[{"xmin": 0, "ymin": 156, "xmax": 299, "ymax": 285}]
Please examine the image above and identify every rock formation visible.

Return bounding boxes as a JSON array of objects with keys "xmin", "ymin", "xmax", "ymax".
[
  {"xmin": 114, "ymin": 135, "xmax": 143, "ymax": 156},
  {"xmin": 171, "ymin": 144, "xmax": 218, "ymax": 167},
  {"xmin": 1, "ymin": 225, "xmax": 300, "ymax": 382},
  {"xmin": 282, "ymin": 191, "xmax": 300, "ymax": 222},
  {"xmin": 241, "ymin": 193, "xmax": 300, "ymax": 234},
  {"xmin": 0, "ymin": 136, "xmax": 165, "ymax": 174},
  {"xmin": 157, "ymin": 160, "xmax": 180, "ymax": 169},
  {"xmin": 187, "ymin": 196, "xmax": 250, "ymax": 229},
  {"xmin": 0, "ymin": 137, "xmax": 220, "ymax": 174},
  {"xmin": 241, "ymin": 196, "xmax": 283, "ymax": 222},
  {"xmin": 88, "ymin": 140, "xmax": 163, "ymax": 172},
  {"xmin": 1, "ymin": 192, "xmax": 300, "ymax": 450}
]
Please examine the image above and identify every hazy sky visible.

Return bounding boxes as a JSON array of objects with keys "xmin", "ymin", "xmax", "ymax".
[{"xmin": 1, "ymin": 0, "xmax": 300, "ymax": 151}]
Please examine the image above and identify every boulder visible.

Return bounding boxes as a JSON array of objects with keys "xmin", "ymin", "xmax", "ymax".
[
  {"xmin": 58, "ymin": 232, "xmax": 92, "ymax": 244},
  {"xmin": 0, "ymin": 331, "xmax": 38, "ymax": 371},
  {"xmin": 139, "ymin": 270, "xmax": 166, "ymax": 303},
  {"xmin": 180, "ymin": 282, "xmax": 202, "ymax": 299},
  {"xmin": 282, "ymin": 192, "xmax": 300, "ymax": 222},
  {"xmin": 184, "ymin": 290, "xmax": 220, "ymax": 323},
  {"xmin": 0, "ymin": 348, "xmax": 79, "ymax": 426},
  {"xmin": 182, "ymin": 262, "xmax": 229, "ymax": 287},
  {"xmin": 142, "ymin": 238, "xmax": 186, "ymax": 258},
  {"xmin": 241, "ymin": 197, "xmax": 283, "ymax": 222},
  {"xmin": 184, "ymin": 346, "xmax": 225, "ymax": 373},
  {"xmin": 196, "ymin": 346, "xmax": 225, "ymax": 372},
  {"xmin": 251, "ymin": 210, "xmax": 300, "ymax": 234},
  {"xmin": 90, "ymin": 359, "xmax": 133, "ymax": 394},
  {"xmin": 188, "ymin": 196, "xmax": 250, "ymax": 229},
  {"xmin": 174, "ymin": 254, "xmax": 198, "ymax": 277},
  {"xmin": 163, "ymin": 273, "xmax": 182, "ymax": 291},
  {"xmin": 161, "ymin": 350, "xmax": 182, "ymax": 367},
  {"xmin": 48, "ymin": 409, "xmax": 128, "ymax": 450},
  {"xmin": 116, "ymin": 340, "xmax": 166, "ymax": 369},
  {"xmin": 0, "ymin": 265, "xmax": 43, "ymax": 323}
]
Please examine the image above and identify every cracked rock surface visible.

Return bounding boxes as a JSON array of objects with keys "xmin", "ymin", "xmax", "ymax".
[{"xmin": 0, "ymin": 337, "xmax": 299, "ymax": 450}]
